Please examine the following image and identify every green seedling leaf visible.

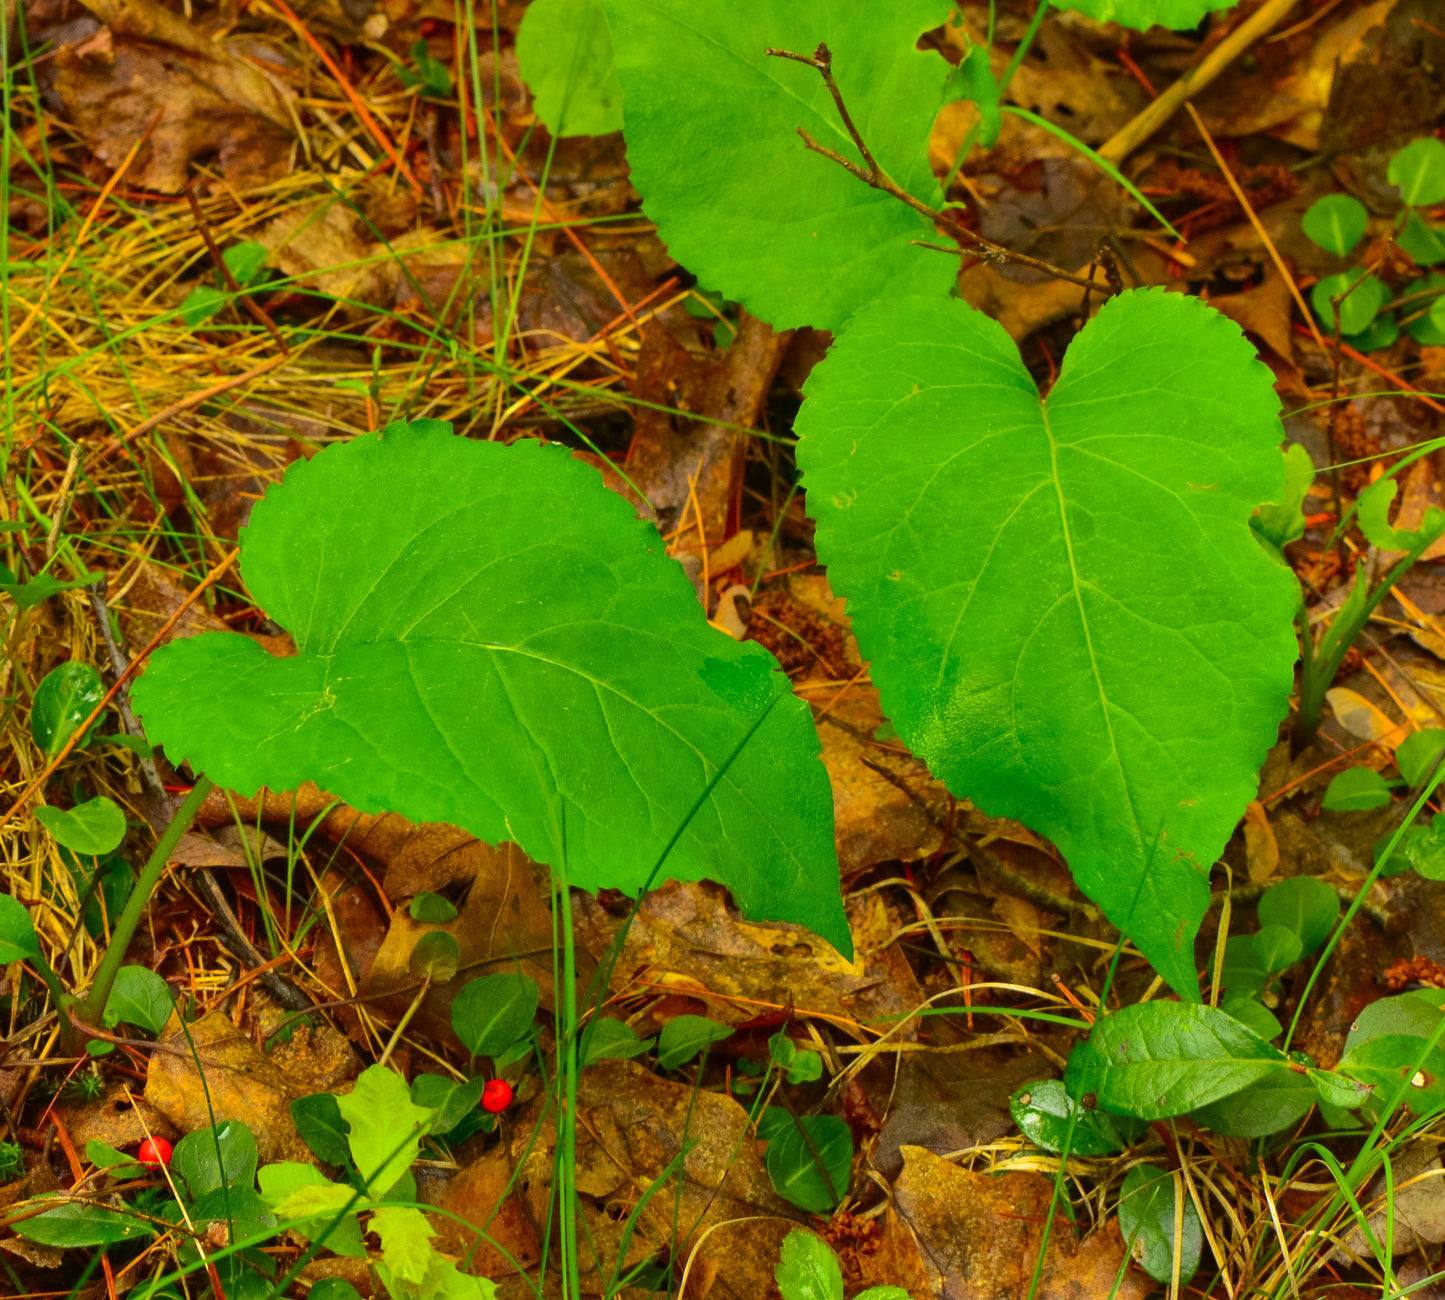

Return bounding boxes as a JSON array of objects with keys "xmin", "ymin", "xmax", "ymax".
[
  {"xmin": 765, "ymin": 1114, "xmax": 851, "ymax": 1215},
  {"xmin": 408, "ymin": 930, "xmax": 460, "ymax": 982},
  {"xmin": 1398, "ymin": 729, "xmax": 1445, "ymax": 787},
  {"xmin": 291, "ymin": 1092, "xmax": 352, "ymax": 1166},
  {"xmin": 1337, "ymin": 1034, "xmax": 1445, "ymax": 1118},
  {"xmin": 1399, "ymin": 211, "xmax": 1445, "ymax": 267},
  {"xmin": 85, "ymin": 1139, "xmax": 142, "ymax": 1179},
  {"xmin": 1322, "ymin": 766, "xmax": 1392, "ymax": 812},
  {"xmin": 583, "ymin": 1017, "xmax": 651, "ymax": 1065},
  {"xmin": 756, "ymin": 1106, "xmax": 792, "ymax": 1142},
  {"xmin": 657, "ymin": 1014, "xmax": 734, "ymax": 1069},
  {"xmin": 96, "ymin": 731, "xmax": 153, "ymax": 758},
  {"xmin": 35, "ymin": 796, "xmax": 126, "ymax": 856},
  {"xmin": 1433, "ymin": 293, "xmax": 1445, "ymax": 342},
  {"xmin": 1251, "ymin": 923, "xmax": 1302, "ymax": 975},
  {"xmin": 337, "ymin": 1064, "xmax": 433, "ymax": 1197},
  {"xmin": 258, "ymin": 1162, "xmax": 366, "ymax": 1257},
  {"xmin": 1404, "ymin": 274, "xmax": 1445, "ymax": 345},
  {"xmin": 0, "ymin": 893, "xmax": 40, "ymax": 963},
  {"xmin": 1116, "ymin": 1165, "xmax": 1202, "ymax": 1285},
  {"xmin": 1346, "ymin": 313, "xmax": 1400, "ymax": 353},
  {"xmin": 1344, "ymin": 990, "xmax": 1445, "ymax": 1056},
  {"xmin": 410, "ymin": 1074, "xmax": 486, "ymax": 1137},
  {"xmin": 181, "ymin": 285, "xmax": 227, "ymax": 327},
  {"xmin": 1052, "ymin": 0, "xmax": 1240, "ymax": 30},
  {"xmin": 172, "ymin": 1120, "xmax": 258, "ymax": 1202},
  {"xmin": 102, "ymin": 965, "xmax": 173, "ymax": 1035},
  {"xmin": 1402, "ymin": 820, "xmax": 1445, "ymax": 880},
  {"xmin": 132, "ymin": 422, "xmax": 847, "ymax": 955},
  {"xmin": 1064, "ymin": 1002, "xmax": 1288, "ymax": 1120},
  {"xmin": 1256, "ymin": 875, "xmax": 1339, "ymax": 956},
  {"xmin": 0, "ymin": 570, "xmax": 104, "ymax": 610},
  {"xmin": 31, "ymin": 661, "xmax": 105, "ymax": 757},
  {"xmin": 1189, "ymin": 1067, "xmax": 1315, "ymax": 1137},
  {"xmin": 1252, "ymin": 442, "xmax": 1314, "ymax": 554},
  {"xmin": 775, "ymin": 1229, "xmax": 842, "ymax": 1300},
  {"xmin": 951, "ymin": 46, "xmax": 1000, "ymax": 149},
  {"xmin": 1311, "ymin": 269, "xmax": 1386, "ymax": 336},
  {"xmin": 1009, "ymin": 1079, "xmax": 1146, "ymax": 1155},
  {"xmin": 310, "ymin": 1282, "xmax": 363, "ymax": 1300},
  {"xmin": 1309, "ymin": 1068, "xmax": 1374, "ymax": 1111},
  {"xmin": 518, "ymin": 0, "xmax": 622, "ymax": 137},
  {"xmin": 408, "ymin": 892, "xmax": 457, "ymax": 923},
  {"xmin": 1389, "ymin": 136, "xmax": 1445, "ymax": 207},
  {"xmin": 14, "ymin": 1197, "xmax": 153, "ymax": 1246},
  {"xmin": 1302, "ymin": 193, "xmax": 1369, "ymax": 257},
  {"xmin": 787, "ymin": 1049, "xmax": 823, "ymax": 1084},
  {"xmin": 451, "ymin": 972, "xmax": 540, "ymax": 1058},
  {"xmin": 397, "ymin": 39, "xmax": 452, "ymax": 98},
  {"xmin": 1220, "ymin": 995, "xmax": 1281, "ymax": 1042},
  {"xmin": 1358, "ymin": 476, "xmax": 1445, "ymax": 551},
  {"xmin": 601, "ymin": 0, "xmax": 956, "ymax": 331},
  {"xmin": 797, "ymin": 288, "xmax": 1296, "ymax": 998},
  {"xmin": 223, "ymin": 240, "xmax": 269, "ymax": 287}
]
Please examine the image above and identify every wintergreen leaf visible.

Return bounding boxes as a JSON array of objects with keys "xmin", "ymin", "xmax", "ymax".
[
  {"xmin": 774, "ymin": 1229, "xmax": 842, "ymax": 1300},
  {"xmin": 797, "ymin": 288, "xmax": 1296, "ymax": 997},
  {"xmin": 582, "ymin": 1017, "xmax": 651, "ymax": 1065},
  {"xmin": 408, "ymin": 930, "xmax": 460, "ymax": 982},
  {"xmin": 408, "ymin": 892, "xmax": 458, "ymax": 924},
  {"xmin": 1345, "ymin": 314, "xmax": 1400, "ymax": 354},
  {"xmin": 132, "ymin": 422, "xmax": 847, "ymax": 955},
  {"xmin": 337, "ymin": 1064, "xmax": 433, "ymax": 1197},
  {"xmin": 410, "ymin": 1074, "xmax": 486, "ymax": 1137},
  {"xmin": 1398, "ymin": 730, "xmax": 1445, "ymax": 788},
  {"xmin": 290, "ymin": 1092, "xmax": 352, "ymax": 1166},
  {"xmin": 189, "ymin": 1186, "xmax": 276, "ymax": 1242},
  {"xmin": 1322, "ymin": 767, "xmax": 1392, "ymax": 812},
  {"xmin": 601, "ymin": 0, "xmax": 956, "ymax": 331},
  {"xmin": 1251, "ymin": 442, "xmax": 1314, "ymax": 554},
  {"xmin": 310, "ymin": 1283, "xmax": 362, "ymax": 1300},
  {"xmin": 31, "ymin": 661, "xmax": 105, "ymax": 757},
  {"xmin": 1220, "ymin": 934, "xmax": 1268, "ymax": 999},
  {"xmin": 451, "ymin": 972, "xmax": 539, "ymax": 1059},
  {"xmin": 1052, "ymin": 0, "xmax": 1239, "ymax": 29},
  {"xmin": 172, "ymin": 1120, "xmax": 258, "ymax": 1202},
  {"xmin": 1405, "ymin": 275, "xmax": 1445, "ymax": 345},
  {"xmin": 1358, "ymin": 476, "xmax": 1445, "ymax": 551},
  {"xmin": 765, "ymin": 1115, "xmax": 851, "ymax": 1215},
  {"xmin": 1189, "ymin": 1068, "xmax": 1315, "ymax": 1137},
  {"xmin": 64, "ymin": 841, "xmax": 136, "ymax": 940},
  {"xmin": 1256, "ymin": 875, "xmax": 1338, "ymax": 956},
  {"xmin": 1398, "ymin": 211, "xmax": 1445, "ymax": 267},
  {"xmin": 1301, "ymin": 194, "xmax": 1369, "ymax": 257},
  {"xmin": 1063, "ymin": 1002, "xmax": 1288, "ymax": 1120},
  {"xmin": 102, "ymin": 965, "xmax": 173, "ymax": 1035},
  {"xmin": 1344, "ymin": 991, "xmax": 1445, "ymax": 1057},
  {"xmin": 1311, "ymin": 270, "xmax": 1385, "ymax": 335},
  {"xmin": 1389, "ymin": 137, "xmax": 1445, "ymax": 207},
  {"xmin": 1116, "ymin": 1165, "xmax": 1202, "ymax": 1285},
  {"xmin": 1337, "ymin": 1035, "xmax": 1445, "ymax": 1118},
  {"xmin": 1251, "ymin": 924, "xmax": 1302, "ymax": 975},
  {"xmin": 1220, "ymin": 995, "xmax": 1281, "ymax": 1042},
  {"xmin": 517, "ymin": 0, "xmax": 623, "ymax": 137},
  {"xmin": 657, "ymin": 1015, "xmax": 734, "ymax": 1069},
  {"xmin": 13, "ymin": 1197, "xmax": 152, "ymax": 1246},
  {"xmin": 35, "ymin": 796, "xmax": 126, "ymax": 856},
  {"xmin": 0, "ymin": 893, "xmax": 40, "ymax": 963},
  {"xmin": 1308, "ymin": 1068, "xmax": 1374, "ymax": 1111},
  {"xmin": 1009, "ymin": 1079, "xmax": 1145, "ymax": 1155}
]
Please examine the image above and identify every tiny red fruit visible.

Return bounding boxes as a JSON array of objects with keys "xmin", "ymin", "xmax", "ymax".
[
  {"xmin": 481, "ymin": 1079, "xmax": 513, "ymax": 1114},
  {"xmin": 137, "ymin": 1137, "xmax": 172, "ymax": 1168}
]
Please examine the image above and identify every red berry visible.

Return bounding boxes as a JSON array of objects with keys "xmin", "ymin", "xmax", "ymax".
[
  {"xmin": 481, "ymin": 1079, "xmax": 513, "ymax": 1113},
  {"xmin": 137, "ymin": 1137, "xmax": 172, "ymax": 1168}
]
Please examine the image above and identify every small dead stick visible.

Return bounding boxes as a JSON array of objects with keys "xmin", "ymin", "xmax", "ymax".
[
  {"xmin": 0, "ymin": 547, "xmax": 240, "ymax": 837},
  {"xmin": 183, "ymin": 184, "xmax": 290, "ymax": 355},
  {"xmin": 765, "ymin": 43, "xmax": 1114, "ymax": 295}
]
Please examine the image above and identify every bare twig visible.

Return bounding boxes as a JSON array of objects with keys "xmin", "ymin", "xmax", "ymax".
[
  {"xmin": 766, "ymin": 43, "xmax": 1117, "ymax": 296},
  {"xmin": 184, "ymin": 185, "xmax": 290, "ymax": 355}
]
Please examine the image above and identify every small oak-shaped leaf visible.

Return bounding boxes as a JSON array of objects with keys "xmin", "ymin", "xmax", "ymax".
[
  {"xmin": 132, "ymin": 422, "xmax": 845, "ymax": 953},
  {"xmin": 601, "ymin": 0, "xmax": 956, "ymax": 331},
  {"xmin": 797, "ymin": 289, "xmax": 1297, "ymax": 996}
]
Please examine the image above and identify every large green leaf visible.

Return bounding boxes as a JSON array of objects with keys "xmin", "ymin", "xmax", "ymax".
[
  {"xmin": 132, "ymin": 421, "xmax": 846, "ymax": 953},
  {"xmin": 1064, "ymin": 1002, "xmax": 1289, "ymax": 1120},
  {"xmin": 1053, "ymin": 0, "xmax": 1240, "ymax": 30},
  {"xmin": 796, "ymin": 289, "xmax": 1296, "ymax": 995},
  {"xmin": 601, "ymin": 0, "xmax": 956, "ymax": 331}
]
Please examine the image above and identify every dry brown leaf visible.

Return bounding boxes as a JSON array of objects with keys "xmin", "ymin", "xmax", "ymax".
[
  {"xmin": 1243, "ymin": 799, "xmax": 1281, "ymax": 883},
  {"xmin": 1325, "ymin": 686, "xmax": 1402, "ymax": 748}
]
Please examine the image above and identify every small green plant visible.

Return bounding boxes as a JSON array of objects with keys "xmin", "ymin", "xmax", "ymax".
[
  {"xmin": 774, "ymin": 1227, "xmax": 909, "ymax": 1300},
  {"xmin": 181, "ymin": 240, "xmax": 271, "ymax": 329},
  {"xmin": 1301, "ymin": 135, "xmax": 1445, "ymax": 350}
]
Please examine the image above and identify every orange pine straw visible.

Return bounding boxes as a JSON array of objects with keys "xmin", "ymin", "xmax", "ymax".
[
  {"xmin": 264, "ymin": 0, "xmax": 423, "ymax": 197},
  {"xmin": 0, "ymin": 547, "xmax": 240, "ymax": 836},
  {"xmin": 813, "ymin": 661, "xmax": 871, "ymax": 724},
  {"xmin": 1186, "ymin": 103, "xmax": 1327, "ymax": 353},
  {"xmin": 1289, "ymin": 323, "xmax": 1445, "ymax": 415},
  {"xmin": 1115, "ymin": 46, "xmax": 1157, "ymax": 97}
]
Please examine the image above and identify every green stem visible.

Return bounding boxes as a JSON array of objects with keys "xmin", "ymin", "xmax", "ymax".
[
  {"xmin": 74, "ymin": 777, "xmax": 214, "ymax": 1031},
  {"xmin": 555, "ymin": 857, "xmax": 581, "ymax": 1300}
]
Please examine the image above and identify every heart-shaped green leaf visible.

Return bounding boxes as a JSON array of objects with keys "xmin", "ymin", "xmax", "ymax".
[
  {"xmin": 1389, "ymin": 137, "xmax": 1445, "ymax": 208},
  {"xmin": 601, "ymin": 0, "xmax": 956, "ymax": 330},
  {"xmin": 35, "ymin": 796, "xmax": 126, "ymax": 856},
  {"xmin": 797, "ymin": 289, "xmax": 1296, "ymax": 995},
  {"xmin": 132, "ymin": 422, "xmax": 846, "ymax": 954},
  {"xmin": 1302, "ymin": 194, "xmax": 1369, "ymax": 257}
]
